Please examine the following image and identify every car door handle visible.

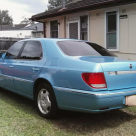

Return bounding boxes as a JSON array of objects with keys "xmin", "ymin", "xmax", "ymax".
[
  {"xmin": 9, "ymin": 66, "xmax": 13, "ymax": 68},
  {"xmin": 32, "ymin": 68, "xmax": 39, "ymax": 71}
]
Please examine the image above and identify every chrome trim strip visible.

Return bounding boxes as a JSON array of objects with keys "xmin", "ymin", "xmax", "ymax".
[
  {"xmin": 54, "ymin": 87, "xmax": 136, "ymax": 96},
  {"xmin": 0, "ymin": 73, "xmax": 33, "ymax": 83},
  {"xmin": 0, "ymin": 73, "xmax": 13, "ymax": 79},
  {"xmin": 108, "ymin": 71, "xmax": 136, "ymax": 75},
  {"xmin": 14, "ymin": 77, "xmax": 33, "ymax": 83}
]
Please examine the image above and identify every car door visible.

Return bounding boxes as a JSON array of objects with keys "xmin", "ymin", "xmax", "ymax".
[
  {"xmin": 0, "ymin": 41, "xmax": 25, "ymax": 90},
  {"xmin": 11, "ymin": 40, "xmax": 46, "ymax": 97}
]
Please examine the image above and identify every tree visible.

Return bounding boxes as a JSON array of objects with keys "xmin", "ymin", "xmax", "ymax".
[
  {"xmin": 48, "ymin": 0, "xmax": 73, "ymax": 10},
  {"xmin": 20, "ymin": 16, "xmax": 34, "ymax": 25},
  {"xmin": 0, "ymin": 10, "xmax": 13, "ymax": 25}
]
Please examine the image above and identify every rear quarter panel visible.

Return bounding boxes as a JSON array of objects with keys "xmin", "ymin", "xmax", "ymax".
[{"xmin": 37, "ymin": 40, "xmax": 105, "ymax": 91}]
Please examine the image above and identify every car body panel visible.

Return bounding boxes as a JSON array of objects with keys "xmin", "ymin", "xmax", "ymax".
[
  {"xmin": 60, "ymin": 55, "xmax": 136, "ymax": 91},
  {"xmin": 0, "ymin": 38, "xmax": 136, "ymax": 114},
  {"xmin": 0, "ymin": 60, "xmax": 15, "ymax": 89},
  {"xmin": 53, "ymin": 86, "xmax": 136, "ymax": 113},
  {"xmin": 11, "ymin": 40, "xmax": 46, "ymax": 96}
]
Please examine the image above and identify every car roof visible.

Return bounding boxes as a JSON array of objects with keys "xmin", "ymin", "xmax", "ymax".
[{"xmin": 18, "ymin": 38, "xmax": 86, "ymax": 42}]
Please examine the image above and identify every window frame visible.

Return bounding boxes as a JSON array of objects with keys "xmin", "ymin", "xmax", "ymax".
[
  {"xmin": 80, "ymin": 15, "xmax": 88, "ymax": 41},
  {"xmin": 57, "ymin": 40, "xmax": 116, "ymax": 57},
  {"xmin": 105, "ymin": 9, "xmax": 119, "ymax": 51},
  {"xmin": 5, "ymin": 41, "xmax": 26, "ymax": 60},
  {"xmin": 50, "ymin": 20, "xmax": 59, "ymax": 38},
  {"xmin": 18, "ymin": 40, "xmax": 43, "ymax": 61},
  {"xmin": 66, "ymin": 12, "xmax": 89, "ymax": 40}
]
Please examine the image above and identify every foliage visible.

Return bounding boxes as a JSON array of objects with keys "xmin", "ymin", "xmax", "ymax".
[
  {"xmin": 0, "ymin": 10, "xmax": 13, "ymax": 25},
  {"xmin": 48, "ymin": 0, "xmax": 73, "ymax": 10},
  {"xmin": 20, "ymin": 16, "xmax": 34, "ymax": 25}
]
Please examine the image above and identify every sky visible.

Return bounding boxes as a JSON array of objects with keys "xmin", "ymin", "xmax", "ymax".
[{"xmin": 0, "ymin": 0, "xmax": 48, "ymax": 24}]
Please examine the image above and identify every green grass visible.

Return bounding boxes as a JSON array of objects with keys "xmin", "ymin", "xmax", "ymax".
[{"xmin": 0, "ymin": 88, "xmax": 136, "ymax": 136}]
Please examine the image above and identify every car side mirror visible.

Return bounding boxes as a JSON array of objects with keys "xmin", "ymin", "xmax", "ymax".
[{"xmin": 1, "ymin": 53, "xmax": 6, "ymax": 60}]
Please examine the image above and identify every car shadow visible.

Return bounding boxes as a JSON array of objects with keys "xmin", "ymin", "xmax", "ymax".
[{"xmin": 0, "ymin": 88, "xmax": 135, "ymax": 135}]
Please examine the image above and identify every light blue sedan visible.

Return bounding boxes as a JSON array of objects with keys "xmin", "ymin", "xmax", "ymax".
[{"xmin": 0, "ymin": 38, "xmax": 136, "ymax": 119}]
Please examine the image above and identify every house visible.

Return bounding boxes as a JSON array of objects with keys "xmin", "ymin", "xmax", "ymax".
[
  {"xmin": 0, "ymin": 23, "xmax": 44, "ymax": 38},
  {"xmin": 31, "ymin": 0, "xmax": 136, "ymax": 61},
  {"xmin": 22, "ymin": 23, "xmax": 44, "ymax": 38}
]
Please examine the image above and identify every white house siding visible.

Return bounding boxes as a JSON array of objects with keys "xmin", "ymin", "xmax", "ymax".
[
  {"xmin": 0, "ymin": 30, "xmax": 33, "ymax": 38},
  {"xmin": 90, "ymin": 9, "xmax": 105, "ymax": 47},
  {"xmin": 90, "ymin": 3, "xmax": 136, "ymax": 60},
  {"xmin": 32, "ymin": 32, "xmax": 44, "ymax": 38}
]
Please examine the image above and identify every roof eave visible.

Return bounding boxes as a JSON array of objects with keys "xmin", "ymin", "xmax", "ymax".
[{"xmin": 31, "ymin": 0, "xmax": 136, "ymax": 21}]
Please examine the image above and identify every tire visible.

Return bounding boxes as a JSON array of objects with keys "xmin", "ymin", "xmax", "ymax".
[{"xmin": 35, "ymin": 83, "xmax": 58, "ymax": 119}]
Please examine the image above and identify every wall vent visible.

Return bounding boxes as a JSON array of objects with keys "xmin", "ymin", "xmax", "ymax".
[{"xmin": 122, "ymin": 9, "xmax": 127, "ymax": 14}]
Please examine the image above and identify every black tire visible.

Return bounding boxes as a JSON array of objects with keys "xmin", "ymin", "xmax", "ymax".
[{"xmin": 35, "ymin": 83, "xmax": 58, "ymax": 119}]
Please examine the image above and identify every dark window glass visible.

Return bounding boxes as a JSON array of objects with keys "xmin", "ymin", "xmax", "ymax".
[
  {"xmin": 106, "ymin": 11, "xmax": 117, "ymax": 49},
  {"xmin": 80, "ymin": 16, "xmax": 88, "ymax": 40},
  {"xmin": 58, "ymin": 41, "xmax": 116, "ymax": 57},
  {"xmin": 20, "ymin": 41, "xmax": 42, "ymax": 60},
  {"xmin": 5, "ymin": 41, "xmax": 24, "ymax": 59},
  {"xmin": 50, "ymin": 20, "xmax": 58, "ymax": 38},
  {"xmin": 107, "ymin": 12, "xmax": 117, "ymax": 32}
]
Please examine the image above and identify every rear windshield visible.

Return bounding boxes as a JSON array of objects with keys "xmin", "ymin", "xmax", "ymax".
[{"xmin": 57, "ymin": 41, "xmax": 116, "ymax": 57}]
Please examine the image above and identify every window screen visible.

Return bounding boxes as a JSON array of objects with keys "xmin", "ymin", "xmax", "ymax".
[
  {"xmin": 58, "ymin": 41, "xmax": 116, "ymax": 57},
  {"xmin": 69, "ymin": 22, "xmax": 78, "ymax": 39},
  {"xmin": 20, "ymin": 41, "xmax": 42, "ymax": 60}
]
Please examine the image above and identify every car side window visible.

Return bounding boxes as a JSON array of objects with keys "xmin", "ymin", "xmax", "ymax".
[
  {"xmin": 20, "ymin": 41, "xmax": 42, "ymax": 60},
  {"xmin": 5, "ymin": 41, "xmax": 24, "ymax": 59}
]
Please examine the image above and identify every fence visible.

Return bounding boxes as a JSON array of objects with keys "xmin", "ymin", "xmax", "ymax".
[{"xmin": 0, "ymin": 38, "xmax": 25, "ymax": 50}]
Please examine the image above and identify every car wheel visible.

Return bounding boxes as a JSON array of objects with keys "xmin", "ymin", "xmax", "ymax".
[{"xmin": 36, "ymin": 83, "xmax": 58, "ymax": 119}]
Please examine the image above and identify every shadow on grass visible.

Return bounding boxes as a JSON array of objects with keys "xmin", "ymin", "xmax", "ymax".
[{"xmin": 0, "ymin": 87, "xmax": 135, "ymax": 134}]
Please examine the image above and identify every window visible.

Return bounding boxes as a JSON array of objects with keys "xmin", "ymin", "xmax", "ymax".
[
  {"xmin": 58, "ymin": 41, "xmax": 116, "ymax": 56},
  {"xmin": 50, "ymin": 20, "xmax": 58, "ymax": 38},
  {"xmin": 20, "ymin": 41, "xmax": 42, "ymax": 60},
  {"xmin": 5, "ymin": 41, "xmax": 24, "ymax": 59},
  {"xmin": 69, "ymin": 22, "xmax": 78, "ymax": 39},
  {"xmin": 106, "ymin": 11, "xmax": 117, "ymax": 49},
  {"xmin": 80, "ymin": 16, "xmax": 88, "ymax": 40}
]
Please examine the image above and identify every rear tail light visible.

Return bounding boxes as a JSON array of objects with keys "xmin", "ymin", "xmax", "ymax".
[{"xmin": 82, "ymin": 73, "xmax": 107, "ymax": 89}]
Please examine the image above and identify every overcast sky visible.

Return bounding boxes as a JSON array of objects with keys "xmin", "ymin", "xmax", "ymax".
[{"xmin": 0, "ymin": 0, "xmax": 48, "ymax": 24}]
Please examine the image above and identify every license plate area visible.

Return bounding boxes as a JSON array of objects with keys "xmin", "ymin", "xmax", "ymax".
[{"xmin": 126, "ymin": 95, "xmax": 136, "ymax": 106}]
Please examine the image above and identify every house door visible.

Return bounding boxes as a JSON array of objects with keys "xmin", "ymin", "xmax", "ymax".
[{"xmin": 68, "ymin": 22, "xmax": 79, "ymax": 39}]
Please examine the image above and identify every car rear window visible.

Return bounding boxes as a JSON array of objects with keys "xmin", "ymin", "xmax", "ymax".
[{"xmin": 57, "ymin": 41, "xmax": 116, "ymax": 57}]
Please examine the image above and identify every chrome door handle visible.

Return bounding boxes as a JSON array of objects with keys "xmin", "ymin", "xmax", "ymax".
[
  {"xmin": 32, "ymin": 68, "xmax": 39, "ymax": 71},
  {"xmin": 9, "ymin": 66, "xmax": 13, "ymax": 68}
]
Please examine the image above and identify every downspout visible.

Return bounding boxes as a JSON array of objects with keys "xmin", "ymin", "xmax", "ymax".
[{"xmin": 43, "ymin": 22, "xmax": 46, "ymax": 38}]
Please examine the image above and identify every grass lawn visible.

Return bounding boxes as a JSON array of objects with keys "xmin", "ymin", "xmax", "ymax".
[{"xmin": 0, "ymin": 88, "xmax": 136, "ymax": 136}]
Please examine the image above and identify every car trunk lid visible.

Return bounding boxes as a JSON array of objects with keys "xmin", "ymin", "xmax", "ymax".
[
  {"xmin": 100, "ymin": 61, "xmax": 136, "ymax": 91},
  {"xmin": 73, "ymin": 56, "xmax": 136, "ymax": 91}
]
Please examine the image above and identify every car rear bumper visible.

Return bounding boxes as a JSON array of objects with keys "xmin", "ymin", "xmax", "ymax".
[{"xmin": 53, "ymin": 86, "xmax": 136, "ymax": 113}]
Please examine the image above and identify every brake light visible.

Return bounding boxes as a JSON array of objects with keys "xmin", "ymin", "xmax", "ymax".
[{"xmin": 82, "ymin": 73, "xmax": 107, "ymax": 89}]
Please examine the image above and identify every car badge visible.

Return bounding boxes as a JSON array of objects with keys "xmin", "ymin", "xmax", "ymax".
[{"xmin": 130, "ymin": 64, "xmax": 132, "ymax": 69}]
